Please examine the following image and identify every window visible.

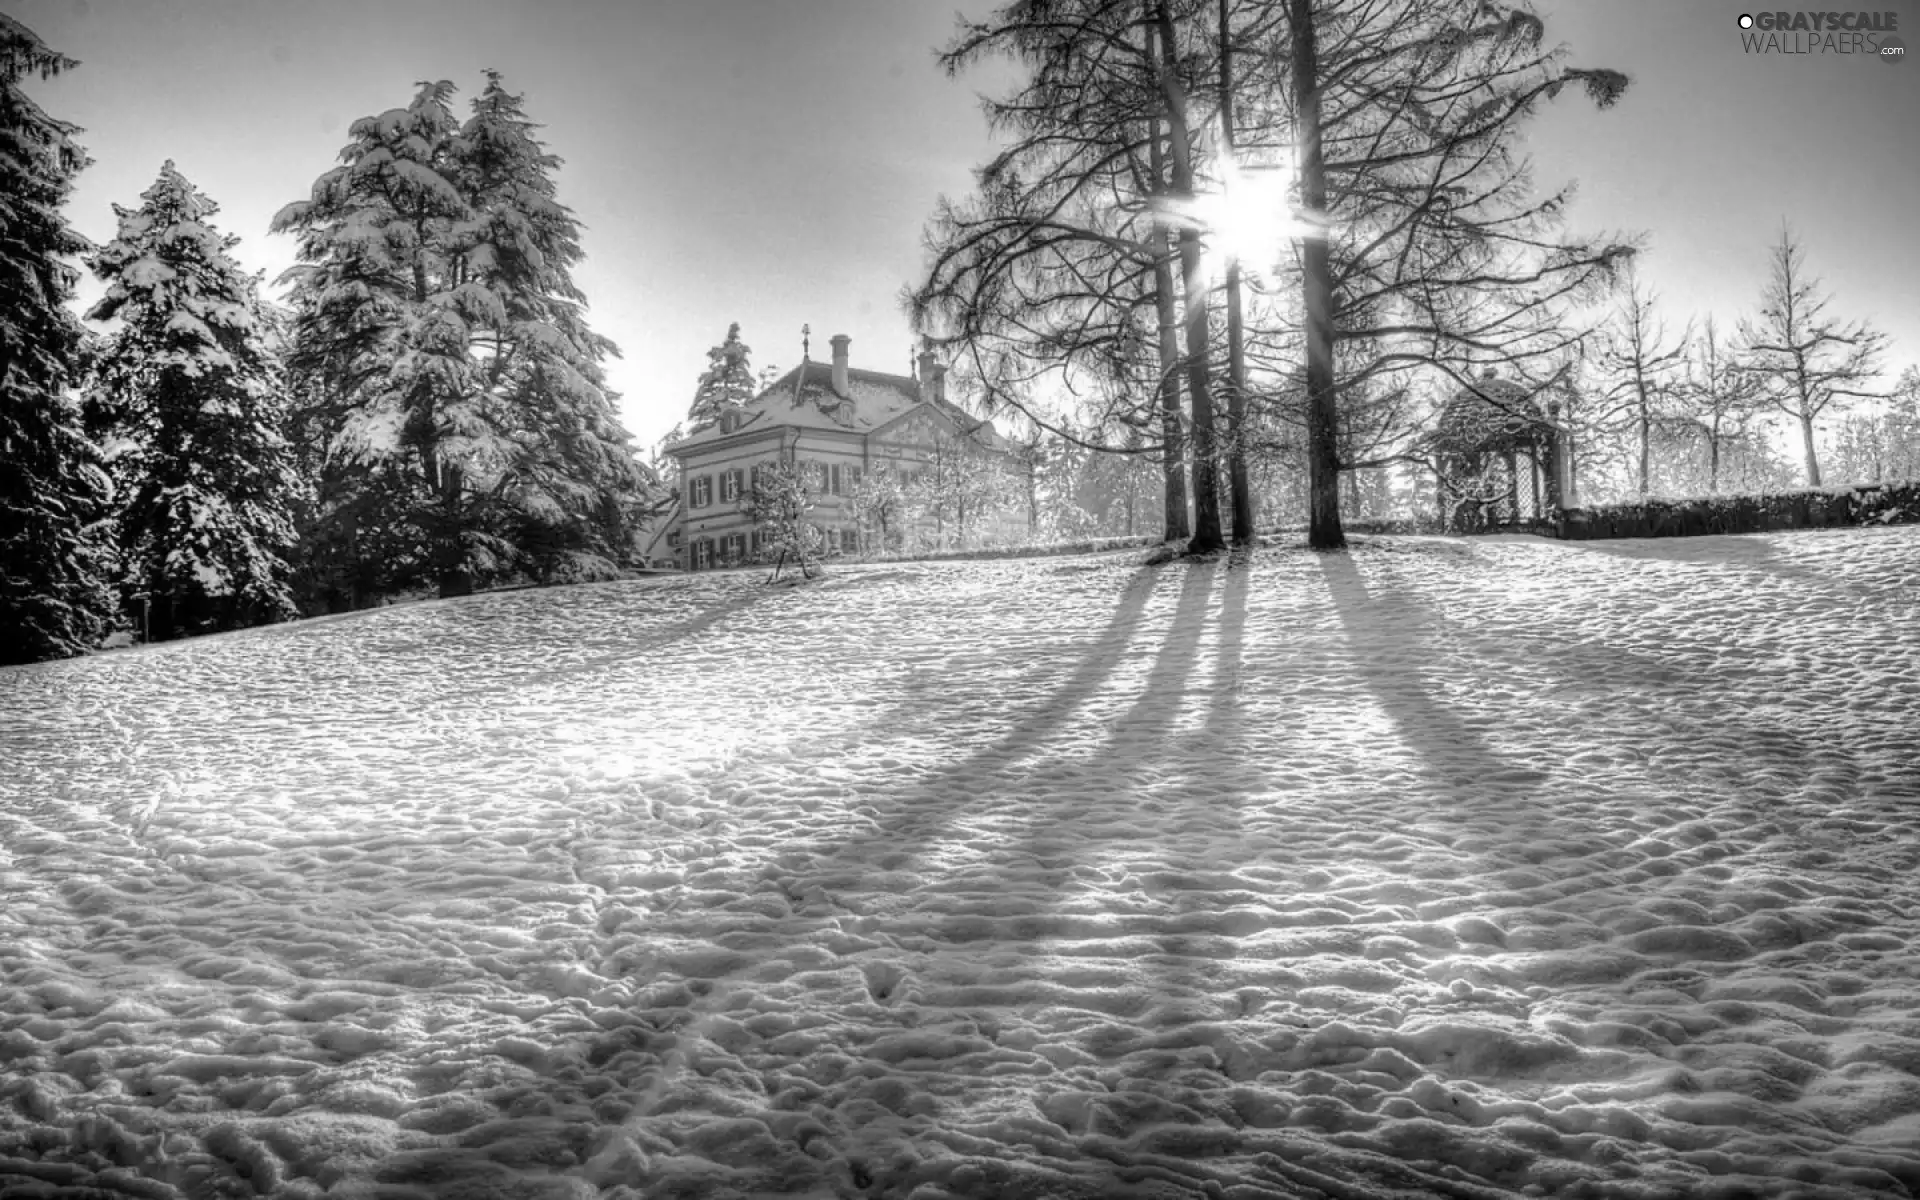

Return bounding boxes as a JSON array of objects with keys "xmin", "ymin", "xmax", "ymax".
[
  {"xmin": 749, "ymin": 464, "xmax": 763, "ymax": 496},
  {"xmin": 828, "ymin": 464, "xmax": 846, "ymax": 496},
  {"xmin": 691, "ymin": 475, "xmax": 713, "ymax": 508},
  {"xmin": 692, "ymin": 539, "xmax": 712, "ymax": 570},
  {"xmin": 722, "ymin": 532, "xmax": 746, "ymax": 563},
  {"xmin": 848, "ymin": 465, "xmax": 864, "ymax": 492},
  {"xmin": 811, "ymin": 461, "xmax": 830, "ymax": 492},
  {"xmin": 841, "ymin": 527, "xmax": 859, "ymax": 555},
  {"xmin": 721, "ymin": 468, "xmax": 742, "ymax": 504}
]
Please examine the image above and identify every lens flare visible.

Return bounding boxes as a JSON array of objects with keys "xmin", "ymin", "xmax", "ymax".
[{"xmin": 1191, "ymin": 159, "xmax": 1321, "ymax": 282}]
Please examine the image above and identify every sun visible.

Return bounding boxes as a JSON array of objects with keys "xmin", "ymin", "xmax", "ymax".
[{"xmin": 1193, "ymin": 158, "xmax": 1311, "ymax": 281}]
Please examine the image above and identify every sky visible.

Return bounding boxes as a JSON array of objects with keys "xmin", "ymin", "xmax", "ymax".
[{"xmin": 10, "ymin": 0, "xmax": 1918, "ymax": 456}]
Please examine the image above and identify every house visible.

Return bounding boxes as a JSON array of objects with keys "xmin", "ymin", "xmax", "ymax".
[{"xmin": 648, "ymin": 334, "xmax": 1028, "ymax": 570}]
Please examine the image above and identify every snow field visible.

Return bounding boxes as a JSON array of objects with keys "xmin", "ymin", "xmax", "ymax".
[{"xmin": 1, "ymin": 527, "xmax": 1918, "ymax": 1198}]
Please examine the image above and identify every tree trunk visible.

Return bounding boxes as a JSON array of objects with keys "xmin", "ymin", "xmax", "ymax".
[
  {"xmin": 434, "ymin": 459, "xmax": 470, "ymax": 599},
  {"xmin": 1290, "ymin": 0, "xmax": 1345, "ymax": 550},
  {"xmin": 1799, "ymin": 411, "xmax": 1822, "ymax": 486},
  {"xmin": 1145, "ymin": 22, "xmax": 1190, "ymax": 544},
  {"xmin": 1153, "ymin": 0, "xmax": 1224, "ymax": 554},
  {"xmin": 1220, "ymin": 0, "xmax": 1254, "ymax": 545},
  {"xmin": 1154, "ymin": 237, "xmax": 1190, "ymax": 542},
  {"xmin": 1636, "ymin": 377, "xmax": 1651, "ymax": 496},
  {"xmin": 1708, "ymin": 423, "xmax": 1721, "ymax": 495}
]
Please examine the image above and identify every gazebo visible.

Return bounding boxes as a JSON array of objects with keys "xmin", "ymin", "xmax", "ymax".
[{"xmin": 1426, "ymin": 370, "xmax": 1571, "ymax": 533}]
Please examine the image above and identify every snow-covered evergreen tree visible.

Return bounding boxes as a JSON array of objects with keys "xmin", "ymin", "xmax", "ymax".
[
  {"xmin": 274, "ymin": 72, "xmax": 656, "ymax": 599},
  {"xmin": 647, "ymin": 421, "xmax": 684, "ymax": 496},
  {"xmin": 0, "ymin": 17, "xmax": 119, "ymax": 665},
  {"xmin": 687, "ymin": 322, "xmax": 757, "ymax": 433},
  {"xmin": 84, "ymin": 162, "xmax": 302, "ymax": 639}
]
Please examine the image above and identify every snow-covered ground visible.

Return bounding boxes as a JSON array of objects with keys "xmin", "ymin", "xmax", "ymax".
[{"xmin": 3, "ymin": 528, "xmax": 1919, "ymax": 1200}]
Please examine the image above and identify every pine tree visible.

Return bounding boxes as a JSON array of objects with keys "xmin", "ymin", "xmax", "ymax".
[
  {"xmin": 274, "ymin": 72, "xmax": 655, "ymax": 599},
  {"xmin": 0, "ymin": 17, "xmax": 119, "ymax": 665},
  {"xmin": 84, "ymin": 162, "xmax": 302, "ymax": 639},
  {"xmin": 688, "ymin": 322, "xmax": 758, "ymax": 433}
]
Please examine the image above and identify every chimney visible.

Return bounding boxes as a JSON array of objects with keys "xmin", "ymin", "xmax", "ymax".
[
  {"xmin": 917, "ymin": 349, "xmax": 940, "ymax": 404},
  {"xmin": 830, "ymin": 334, "xmax": 851, "ymax": 397}
]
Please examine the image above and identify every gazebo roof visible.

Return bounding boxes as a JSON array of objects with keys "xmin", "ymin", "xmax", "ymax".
[{"xmin": 1428, "ymin": 374, "xmax": 1556, "ymax": 457}]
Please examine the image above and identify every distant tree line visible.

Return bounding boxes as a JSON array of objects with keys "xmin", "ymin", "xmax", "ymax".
[{"xmin": 2, "ymin": 15, "xmax": 660, "ymax": 665}]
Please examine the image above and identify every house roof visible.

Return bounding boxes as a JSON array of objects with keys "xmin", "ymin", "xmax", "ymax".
[{"xmin": 667, "ymin": 359, "xmax": 1010, "ymax": 455}]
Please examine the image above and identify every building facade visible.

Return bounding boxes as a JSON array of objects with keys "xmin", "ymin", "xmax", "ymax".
[{"xmin": 645, "ymin": 335, "xmax": 1027, "ymax": 570}]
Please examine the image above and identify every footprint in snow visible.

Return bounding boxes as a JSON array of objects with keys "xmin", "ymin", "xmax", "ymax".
[{"xmin": 861, "ymin": 961, "xmax": 910, "ymax": 1005}]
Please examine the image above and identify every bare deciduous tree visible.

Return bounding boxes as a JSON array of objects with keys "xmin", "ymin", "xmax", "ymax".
[
  {"xmin": 1591, "ymin": 265, "xmax": 1689, "ymax": 497},
  {"xmin": 1676, "ymin": 315, "xmax": 1764, "ymax": 495},
  {"xmin": 1262, "ymin": 0, "xmax": 1637, "ymax": 546},
  {"xmin": 1737, "ymin": 227, "xmax": 1890, "ymax": 488}
]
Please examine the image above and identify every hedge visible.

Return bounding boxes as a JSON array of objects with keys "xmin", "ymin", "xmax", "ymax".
[{"xmin": 1554, "ymin": 480, "xmax": 1920, "ymax": 540}]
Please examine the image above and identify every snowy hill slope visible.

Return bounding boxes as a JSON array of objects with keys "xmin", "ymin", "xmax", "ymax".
[{"xmin": 2, "ymin": 528, "xmax": 1919, "ymax": 1199}]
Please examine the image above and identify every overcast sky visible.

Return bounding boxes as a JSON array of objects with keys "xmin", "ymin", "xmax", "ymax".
[{"xmin": 12, "ymin": 0, "xmax": 1918, "ymax": 453}]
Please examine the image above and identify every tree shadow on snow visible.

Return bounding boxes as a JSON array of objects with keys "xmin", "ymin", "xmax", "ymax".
[
  {"xmin": 400, "ymin": 558, "xmax": 1299, "ymax": 1199},
  {"xmin": 1314, "ymin": 549, "xmax": 1559, "ymax": 800},
  {"xmin": 297, "ymin": 546, "xmax": 1909, "ymax": 1200}
]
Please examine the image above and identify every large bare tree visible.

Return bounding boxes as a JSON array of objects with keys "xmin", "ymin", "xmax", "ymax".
[
  {"xmin": 1677, "ymin": 315, "xmax": 1764, "ymax": 495},
  {"xmin": 1263, "ymin": 0, "xmax": 1637, "ymax": 546},
  {"xmin": 1591, "ymin": 264, "xmax": 1688, "ymax": 497},
  {"xmin": 911, "ymin": 0, "xmax": 1226, "ymax": 549},
  {"xmin": 920, "ymin": 0, "xmax": 1634, "ymax": 552},
  {"xmin": 1736, "ymin": 227, "xmax": 1890, "ymax": 488}
]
